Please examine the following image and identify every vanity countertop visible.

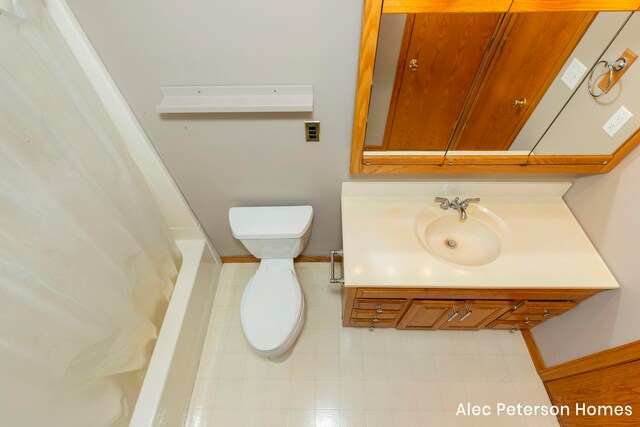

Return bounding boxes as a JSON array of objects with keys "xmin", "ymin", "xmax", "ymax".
[{"xmin": 341, "ymin": 182, "xmax": 619, "ymax": 289}]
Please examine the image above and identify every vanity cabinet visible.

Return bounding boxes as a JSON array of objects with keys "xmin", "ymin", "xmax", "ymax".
[
  {"xmin": 348, "ymin": 298, "xmax": 408, "ymax": 328},
  {"xmin": 488, "ymin": 300, "xmax": 579, "ymax": 330},
  {"xmin": 342, "ymin": 287, "xmax": 593, "ymax": 331},
  {"xmin": 397, "ymin": 299, "xmax": 512, "ymax": 330}
]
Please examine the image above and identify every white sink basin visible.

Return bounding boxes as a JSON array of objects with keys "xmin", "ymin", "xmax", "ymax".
[{"xmin": 415, "ymin": 205, "xmax": 511, "ymax": 267}]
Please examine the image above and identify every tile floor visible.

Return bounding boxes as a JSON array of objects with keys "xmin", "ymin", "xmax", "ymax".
[{"xmin": 186, "ymin": 263, "xmax": 558, "ymax": 427}]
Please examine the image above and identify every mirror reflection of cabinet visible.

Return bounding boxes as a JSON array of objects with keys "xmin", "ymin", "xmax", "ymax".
[
  {"xmin": 383, "ymin": 13, "xmax": 502, "ymax": 151},
  {"xmin": 382, "ymin": 12, "xmax": 594, "ymax": 152},
  {"xmin": 351, "ymin": 0, "xmax": 640, "ymax": 174}
]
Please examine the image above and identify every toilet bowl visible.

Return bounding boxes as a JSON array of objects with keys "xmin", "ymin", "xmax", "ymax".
[{"xmin": 229, "ymin": 205, "xmax": 313, "ymax": 361}]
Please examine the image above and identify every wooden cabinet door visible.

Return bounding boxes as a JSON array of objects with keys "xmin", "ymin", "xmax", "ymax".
[
  {"xmin": 385, "ymin": 13, "xmax": 502, "ymax": 151},
  {"xmin": 396, "ymin": 300, "xmax": 458, "ymax": 329},
  {"xmin": 440, "ymin": 300, "xmax": 512, "ymax": 330},
  {"xmin": 450, "ymin": 12, "xmax": 594, "ymax": 151}
]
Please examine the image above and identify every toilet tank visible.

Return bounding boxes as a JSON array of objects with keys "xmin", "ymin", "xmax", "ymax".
[{"xmin": 229, "ymin": 206, "xmax": 313, "ymax": 259}]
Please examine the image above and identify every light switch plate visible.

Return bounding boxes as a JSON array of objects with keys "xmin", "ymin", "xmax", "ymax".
[
  {"xmin": 561, "ymin": 58, "xmax": 588, "ymax": 90},
  {"xmin": 602, "ymin": 106, "xmax": 633, "ymax": 137}
]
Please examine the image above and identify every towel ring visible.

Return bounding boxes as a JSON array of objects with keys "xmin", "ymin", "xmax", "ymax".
[{"xmin": 588, "ymin": 57, "xmax": 628, "ymax": 98}]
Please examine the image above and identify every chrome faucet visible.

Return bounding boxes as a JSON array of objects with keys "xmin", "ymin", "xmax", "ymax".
[{"xmin": 435, "ymin": 196, "xmax": 480, "ymax": 220}]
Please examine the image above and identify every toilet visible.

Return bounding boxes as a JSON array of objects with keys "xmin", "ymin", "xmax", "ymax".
[{"xmin": 228, "ymin": 205, "xmax": 313, "ymax": 361}]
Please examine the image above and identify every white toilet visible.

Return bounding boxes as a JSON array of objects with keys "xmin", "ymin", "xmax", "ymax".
[{"xmin": 228, "ymin": 205, "xmax": 313, "ymax": 361}]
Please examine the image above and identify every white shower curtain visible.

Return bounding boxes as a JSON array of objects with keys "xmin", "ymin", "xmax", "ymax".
[{"xmin": 0, "ymin": 1, "xmax": 180, "ymax": 426}]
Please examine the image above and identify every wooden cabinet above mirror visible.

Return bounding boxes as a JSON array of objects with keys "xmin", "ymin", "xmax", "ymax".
[{"xmin": 350, "ymin": 0, "xmax": 640, "ymax": 174}]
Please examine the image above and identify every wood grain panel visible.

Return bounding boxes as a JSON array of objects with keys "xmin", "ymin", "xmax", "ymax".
[
  {"xmin": 358, "ymin": 161, "xmax": 609, "ymax": 174},
  {"xmin": 510, "ymin": 0, "xmax": 640, "ymax": 11},
  {"xmin": 396, "ymin": 300, "xmax": 456, "ymax": 329},
  {"xmin": 342, "ymin": 287, "xmax": 358, "ymax": 327},
  {"xmin": 521, "ymin": 329, "xmax": 546, "ymax": 371},
  {"xmin": 451, "ymin": 12, "xmax": 594, "ymax": 151},
  {"xmin": 440, "ymin": 300, "xmax": 512, "ymax": 329},
  {"xmin": 527, "ymin": 154, "xmax": 613, "ymax": 165},
  {"xmin": 382, "ymin": 0, "xmax": 513, "ymax": 13},
  {"xmin": 355, "ymin": 287, "xmax": 600, "ymax": 302},
  {"xmin": 539, "ymin": 340, "xmax": 640, "ymax": 382},
  {"xmin": 546, "ymin": 361, "xmax": 640, "ymax": 426},
  {"xmin": 350, "ymin": 0, "xmax": 383, "ymax": 174},
  {"xmin": 352, "ymin": 309, "xmax": 399, "ymax": 319},
  {"xmin": 444, "ymin": 154, "xmax": 529, "ymax": 165},
  {"xmin": 354, "ymin": 299, "xmax": 408, "ymax": 311},
  {"xmin": 363, "ymin": 154, "xmax": 445, "ymax": 165},
  {"xmin": 385, "ymin": 13, "xmax": 502, "ymax": 151}
]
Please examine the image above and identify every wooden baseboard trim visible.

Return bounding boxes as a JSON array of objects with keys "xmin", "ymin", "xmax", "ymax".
[
  {"xmin": 538, "ymin": 339, "xmax": 640, "ymax": 382},
  {"xmin": 521, "ymin": 329, "xmax": 546, "ymax": 372},
  {"xmin": 220, "ymin": 255, "xmax": 340, "ymax": 264}
]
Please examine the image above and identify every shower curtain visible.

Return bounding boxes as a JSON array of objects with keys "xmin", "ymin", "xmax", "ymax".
[{"xmin": 0, "ymin": 1, "xmax": 180, "ymax": 426}]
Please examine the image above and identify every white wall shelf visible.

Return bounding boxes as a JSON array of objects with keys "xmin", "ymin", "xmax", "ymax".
[{"xmin": 156, "ymin": 85, "xmax": 313, "ymax": 113}]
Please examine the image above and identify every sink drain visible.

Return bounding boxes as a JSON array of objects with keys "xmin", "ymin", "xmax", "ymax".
[{"xmin": 444, "ymin": 239, "xmax": 457, "ymax": 249}]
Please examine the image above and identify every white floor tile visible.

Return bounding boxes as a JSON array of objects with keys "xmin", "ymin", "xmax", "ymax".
[
  {"xmin": 363, "ymin": 379, "xmax": 392, "ymax": 410},
  {"xmin": 339, "ymin": 379, "xmax": 366, "ymax": 409},
  {"xmin": 316, "ymin": 409, "xmax": 340, "ymax": 427},
  {"xmin": 187, "ymin": 263, "xmax": 554, "ymax": 427},
  {"xmin": 340, "ymin": 410, "xmax": 367, "ymax": 427},
  {"xmin": 366, "ymin": 410, "xmax": 394, "ymax": 427},
  {"xmin": 316, "ymin": 379, "xmax": 340, "ymax": 409},
  {"xmin": 288, "ymin": 409, "xmax": 316, "ymax": 427}
]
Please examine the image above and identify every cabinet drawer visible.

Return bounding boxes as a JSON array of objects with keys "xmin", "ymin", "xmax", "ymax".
[
  {"xmin": 350, "ymin": 318, "xmax": 396, "ymax": 328},
  {"xmin": 351, "ymin": 309, "xmax": 400, "ymax": 320},
  {"xmin": 354, "ymin": 299, "xmax": 407, "ymax": 312},
  {"xmin": 488, "ymin": 319, "xmax": 540, "ymax": 330},
  {"xmin": 509, "ymin": 301, "xmax": 578, "ymax": 317}
]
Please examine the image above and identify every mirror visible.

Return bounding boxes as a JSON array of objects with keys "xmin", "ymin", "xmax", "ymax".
[{"xmin": 351, "ymin": 0, "xmax": 640, "ymax": 174}]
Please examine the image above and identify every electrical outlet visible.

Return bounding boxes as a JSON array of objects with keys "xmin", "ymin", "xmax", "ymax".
[
  {"xmin": 561, "ymin": 58, "xmax": 588, "ymax": 90},
  {"xmin": 602, "ymin": 106, "xmax": 633, "ymax": 137},
  {"xmin": 305, "ymin": 121, "xmax": 320, "ymax": 142}
]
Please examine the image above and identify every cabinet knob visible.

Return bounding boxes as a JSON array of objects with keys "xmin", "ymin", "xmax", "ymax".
[
  {"xmin": 524, "ymin": 316, "xmax": 531, "ymax": 325},
  {"xmin": 376, "ymin": 306, "xmax": 383, "ymax": 314},
  {"xmin": 369, "ymin": 325, "xmax": 374, "ymax": 331},
  {"xmin": 512, "ymin": 98, "xmax": 527, "ymax": 108},
  {"xmin": 409, "ymin": 59, "xmax": 418, "ymax": 71},
  {"xmin": 372, "ymin": 316, "xmax": 380, "ymax": 323},
  {"xmin": 543, "ymin": 309, "xmax": 550, "ymax": 317}
]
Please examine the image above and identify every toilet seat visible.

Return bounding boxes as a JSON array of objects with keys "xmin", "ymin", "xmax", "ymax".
[{"xmin": 241, "ymin": 268, "xmax": 303, "ymax": 355}]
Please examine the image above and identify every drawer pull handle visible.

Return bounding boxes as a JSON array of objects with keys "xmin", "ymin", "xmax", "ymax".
[
  {"xmin": 543, "ymin": 309, "xmax": 550, "ymax": 317},
  {"xmin": 330, "ymin": 249, "xmax": 344, "ymax": 284},
  {"xmin": 510, "ymin": 326, "xmax": 517, "ymax": 333},
  {"xmin": 525, "ymin": 316, "xmax": 531, "ymax": 325},
  {"xmin": 372, "ymin": 316, "xmax": 380, "ymax": 323},
  {"xmin": 369, "ymin": 325, "xmax": 374, "ymax": 331},
  {"xmin": 376, "ymin": 306, "xmax": 383, "ymax": 314},
  {"xmin": 447, "ymin": 308, "xmax": 459, "ymax": 322},
  {"xmin": 513, "ymin": 300, "xmax": 527, "ymax": 311},
  {"xmin": 459, "ymin": 307, "xmax": 472, "ymax": 321}
]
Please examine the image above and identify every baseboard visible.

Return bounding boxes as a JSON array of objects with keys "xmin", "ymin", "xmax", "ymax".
[
  {"xmin": 220, "ymin": 254, "xmax": 341, "ymax": 263},
  {"xmin": 538, "ymin": 339, "xmax": 640, "ymax": 382},
  {"xmin": 521, "ymin": 329, "xmax": 546, "ymax": 371},
  {"xmin": 524, "ymin": 331, "xmax": 640, "ymax": 426}
]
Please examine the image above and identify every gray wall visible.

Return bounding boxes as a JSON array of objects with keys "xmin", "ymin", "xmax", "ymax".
[
  {"xmin": 67, "ymin": 0, "xmax": 363, "ymax": 256},
  {"xmin": 531, "ymin": 149, "xmax": 640, "ymax": 366}
]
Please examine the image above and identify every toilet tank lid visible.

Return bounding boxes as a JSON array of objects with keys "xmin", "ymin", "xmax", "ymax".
[{"xmin": 229, "ymin": 205, "xmax": 313, "ymax": 239}]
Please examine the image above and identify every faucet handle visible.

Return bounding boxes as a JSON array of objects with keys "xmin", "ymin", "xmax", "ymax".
[
  {"xmin": 435, "ymin": 196, "xmax": 450, "ymax": 210},
  {"xmin": 460, "ymin": 197, "xmax": 480, "ymax": 208}
]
